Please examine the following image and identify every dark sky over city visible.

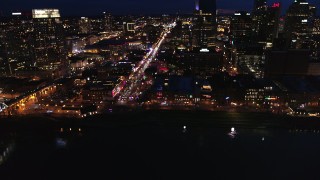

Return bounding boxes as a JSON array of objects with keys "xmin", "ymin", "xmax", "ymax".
[{"xmin": 1, "ymin": 0, "xmax": 320, "ymax": 16}]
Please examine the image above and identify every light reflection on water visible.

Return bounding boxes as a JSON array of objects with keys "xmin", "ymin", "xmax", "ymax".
[
  {"xmin": 2, "ymin": 124, "xmax": 320, "ymax": 179},
  {"xmin": 55, "ymin": 127, "xmax": 84, "ymax": 149},
  {"xmin": 0, "ymin": 139, "xmax": 16, "ymax": 166},
  {"xmin": 55, "ymin": 138, "xmax": 67, "ymax": 148}
]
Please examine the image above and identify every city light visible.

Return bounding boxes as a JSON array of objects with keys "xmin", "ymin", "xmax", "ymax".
[{"xmin": 0, "ymin": 0, "xmax": 319, "ymax": 178}]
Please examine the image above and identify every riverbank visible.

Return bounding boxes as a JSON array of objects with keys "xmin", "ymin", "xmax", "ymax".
[
  {"xmin": 1, "ymin": 110, "xmax": 320, "ymax": 130},
  {"xmin": 1, "ymin": 110, "xmax": 320, "ymax": 180}
]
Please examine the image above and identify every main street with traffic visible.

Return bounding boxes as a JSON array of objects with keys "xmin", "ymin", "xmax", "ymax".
[{"xmin": 114, "ymin": 23, "xmax": 175, "ymax": 105}]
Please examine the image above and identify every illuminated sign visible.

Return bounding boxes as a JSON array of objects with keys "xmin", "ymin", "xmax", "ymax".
[
  {"xmin": 195, "ymin": 0, "xmax": 200, "ymax": 11},
  {"xmin": 266, "ymin": 42, "xmax": 273, "ymax": 48},
  {"xmin": 200, "ymin": 48, "xmax": 210, "ymax": 53},
  {"xmin": 32, "ymin": 9, "xmax": 60, "ymax": 18},
  {"xmin": 272, "ymin": 2, "xmax": 280, "ymax": 8},
  {"xmin": 265, "ymin": 96, "xmax": 277, "ymax": 100},
  {"xmin": 302, "ymin": 19, "xmax": 308, "ymax": 23},
  {"xmin": 124, "ymin": 22, "xmax": 135, "ymax": 32},
  {"xmin": 202, "ymin": 85, "xmax": 212, "ymax": 91},
  {"xmin": 12, "ymin": 12, "xmax": 22, "ymax": 16}
]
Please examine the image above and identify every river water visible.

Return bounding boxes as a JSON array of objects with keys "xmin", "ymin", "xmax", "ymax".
[{"xmin": 1, "ymin": 115, "xmax": 320, "ymax": 179}]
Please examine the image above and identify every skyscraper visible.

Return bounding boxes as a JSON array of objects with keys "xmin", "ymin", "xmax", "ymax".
[
  {"xmin": 193, "ymin": 0, "xmax": 217, "ymax": 48},
  {"xmin": 254, "ymin": 0, "xmax": 267, "ymax": 10},
  {"xmin": 230, "ymin": 11, "xmax": 253, "ymax": 48},
  {"xmin": 123, "ymin": 21, "xmax": 135, "ymax": 36},
  {"xmin": 79, "ymin": 17, "xmax": 91, "ymax": 34},
  {"xmin": 103, "ymin": 12, "xmax": 113, "ymax": 32},
  {"xmin": 197, "ymin": 0, "xmax": 216, "ymax": 15},
  {"xmin": 284, "ymin": 0, "xmax": 316, "ymax": 49},
  {"xmin": 5, "ymin": 12, "xmax": 34, "ymax": 73},
  {"xmin": 252, "ymin": 1, "xmax": 281, "ymax": 45},
  {"xmin": 266, "ymin": 3, "xmax": 281, "ymax": 42},
  {"xmin": 32, "ymin": 9, "xmax": 65, "ymax": 70}
]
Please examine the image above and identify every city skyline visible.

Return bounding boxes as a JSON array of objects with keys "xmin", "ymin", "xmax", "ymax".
[
  {"xmin": 1, "ymin": 0, "xmax": 319, "ymax": 16},
  {"xmin": 0, "ymin": 0, "xmax": 319, "ymax": 118},
  {"xmin": 1, "ymin": 0, "xmax": 320, "ymax": 179}
]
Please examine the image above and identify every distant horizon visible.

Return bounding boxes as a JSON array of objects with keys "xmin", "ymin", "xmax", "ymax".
[
  {"xmin": 0, "ymin": 9, "xmax": 240, "ymax": 18},
  {"xmin": 1, "ymin": 0, "xmax": 319, "ymax": 17},
  {"xmin": 1, "ymin": 9, "xmax": 319, "ymax": 18}
]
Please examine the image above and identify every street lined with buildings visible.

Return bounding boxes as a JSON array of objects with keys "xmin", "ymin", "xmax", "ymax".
[
  {"xmin": 115, "ymin": 25, "xmax": 174, "ymax": 105},
  {"xmin": 0, "ymin": 0, "xmax": 320, "ymax": 118}
]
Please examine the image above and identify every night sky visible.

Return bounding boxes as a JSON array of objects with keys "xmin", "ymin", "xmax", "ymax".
[{"xmin": 1, "ymin": 0, "xmax": 320, "ymax": 16}]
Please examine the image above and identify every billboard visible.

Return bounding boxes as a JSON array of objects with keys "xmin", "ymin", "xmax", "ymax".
[{"xmin": 32, "ymin": 9, "xmax": 60, "ymax": 18}]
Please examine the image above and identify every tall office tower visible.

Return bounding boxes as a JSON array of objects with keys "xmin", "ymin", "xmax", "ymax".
[
  {"xmin": 310, "ymin": 18, "xmax": 320, "ymax": 60},
  {"xmin": 278, "ymin": 16, "xmax": 285, "ymax": 33},
  {"xmin": 90, "ymin": 18, "xmax": 103, "ymax": 33},
  {"xmin": 62, "ymin": 17, "xmax": 80, "ymax": 35},
  {"xmin": 103, "ymin": 12, "xmax": 113, "ymax": 32},
  {"xmin": 193, "ymin": 0, "xmax": 217, "ymax": 48},
  {"xmin": 265, "ymin": 3, "xmax": 281, "ymax": 44},
  {"xmin": 252, "ymin": 3, "xmax": 281, "ymax": 44},
  {"xmin": 5, "ymin": 12, "xmax": 34, "ymax": 72},
  {"xmin": 284, "ymin": 0, "xmax": 316, "ymax": 49},
  {"xmin": 197, "ymin": 0, "xmax": 217, "ymax": 17},
  {"xmin": 79, "ymin": 17, "xmax": 91, "ymax": 34},
  {"xmin": 252, "ymin": 0, "xmax": 267, "ymax": 42},
  {"xmin": 313, "ymin": 18, "xmax": 320, "ymax": 36},
  {"xmin": 254, "ymin": 0, "xmax": 267, "ymax": 10},
  {"xmin": 0, "ymin": 18, "xmax": 8, "ymax": 76},
  {"xmin": 32, "ymin": 9, "xmax": 65, "ymax": 70},
  {"xmin": 0, "ymin": 12, "xmax": 33, "ymax": 76},
  {"xmin": 123, "ymin": 21, "xmax": 135, "ymax": 36},
  {"xmin": 230, "ymin": 11, "xmax": 253, "ymax": 48}
]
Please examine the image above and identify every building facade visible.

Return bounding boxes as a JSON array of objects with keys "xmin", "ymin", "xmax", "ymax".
[
  {"xmin": 193, "ymin": 0, "xmax": 217, "ymax": 48},
  {"xmin": 32, "ymin": 9, "xmax": 66, "ymax": 70}
]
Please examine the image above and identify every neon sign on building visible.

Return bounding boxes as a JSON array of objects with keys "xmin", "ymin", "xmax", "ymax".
[{"xmin": 272, "ymin": 2, "xmax": 280, "ymax": 8}]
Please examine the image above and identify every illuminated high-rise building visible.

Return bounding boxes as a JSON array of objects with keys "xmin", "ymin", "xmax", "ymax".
[
  {"xmin": 254, "ymin": 0, "xmax": 267, "ymax": 10},
  {"xmin": 284, "ymin": 0, "xmax": 316, "ymax": 49},
  {"xmin": 79, "ymin": 17, "xmax": 91, "ymax": 34},
  {"xmin": 103, "ymin": 12, "xmax": 113, "ymax": 32},
  {"xmin": 196, "ymin": 0, "xmax": 216, "ymax": 16},
  {"xmin": 61, "ymin": 17, "xmax": 80, "ymax": 35},
  {"xmin": 252, "ymin": 1, "xmax": 281, "ymax": 45},
  {"xmin": 251, "ymin": 0, "xmax": 267, "ymax": 42},
  {"xmin": 123, "ymin": 21, "xmax": 135, "ymax": 36},
  {"xmin": 32, "ymin": 9, "xmax": 65, "ymax": 70},
  {"xmin": 0, "ymin": 11, "xmax": 33, "ymax": 76},
  {"xmin": 193, "ymin": 0, "xmax": 217, "ymax": 47},
  {"xmin": 230, "ymin": 11, "xmax": 253, "ymax": 48},
  {"xmin": 311, "ymin": 18, "xmax": 320, "ymax": 60},
  {"xmin": 266, "ymin": 3, "xmax": 281, "ymax": 43}
]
